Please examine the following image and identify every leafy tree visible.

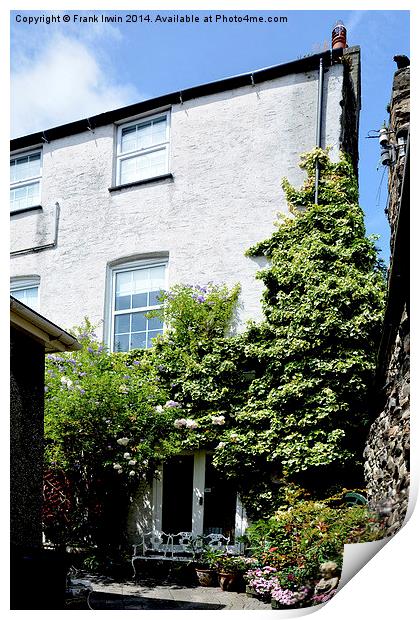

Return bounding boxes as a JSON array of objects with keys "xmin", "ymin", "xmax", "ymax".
[{"xmin": 43, "ymin": 320, "xmax": 178, "ymax": 546}]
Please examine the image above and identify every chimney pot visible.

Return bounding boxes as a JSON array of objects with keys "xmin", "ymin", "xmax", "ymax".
[{"xmin": 332, "ymin": 20, "xmax": 347, "ymax": 50}]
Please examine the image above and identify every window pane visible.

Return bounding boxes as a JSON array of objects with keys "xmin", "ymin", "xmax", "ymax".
[
  {"xmin": 149, "ymin": 290, "xmax": 163, "ymax": 306},
  {"xmin": 150, "ymin": 265, "xmax": 165, "ymax": 287},
  {"xmin": 147, "ymin": 315, "xmax": 163, "ymax": 330},
  {"xmin": 121, "ymin": 126, "xmax": 137, "ymax": 153},
  {"xmin": 11, "ymin": 153, "xmax": 41, "ymax": 183},
  {"xmin": 114, "ymin": 334, "xmax": 130, "ymax": 352},
  {"xmin": 132, "ymin": 292, "xmax": 148, "ymax": 308},
  {"xmin": 119, "ymin": 158, "xmax": 137, "ymax": 184},
  {"xmin": 11, "ymin": 286, "xmax": 39, "ymax": 310},
  {"xmin": 131, "ymin": 332, "xmax": 147, "ymax": 350},
  {"xmin": 136, "ymin": 121, "xmax": 153, "ymax": 149},
  {"xmin": 132, "ymin": 312, "xmax": 147, "ymax": 332},
  {"xmin": 147, "ymin": 330, "xmax": 163, "ymax": 348},
  {"xmin": 115, "ymin": 314, "xmax": 130, "ymax": 334},
  {"xmin": 115, "ymin": 271, "xmax": 132, "ymax": 310},
  {"xmin": 132, "ymin": 268, "xmax": 149, "ymax": 293},
  {"xmin": 151, "ymin": 118, "xmax": 167, "ymax": 144},
  {"xmin": 120, "ymin": 149, "xmax": 167, "ymax": 184},
  {"xmin": 10, "ymin": 181, "xmax": 40, "ymax": 212}
]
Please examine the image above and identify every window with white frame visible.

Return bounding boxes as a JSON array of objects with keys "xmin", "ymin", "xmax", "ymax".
[
  {"xmin": 116, "ymin": 112, "xmax": 170, "ymax": 185},
  {"xmin": 10, "ymin": 277, "xmax": 40, "ymax": 311},
  {"xmin": 10, "ymin": 150, "xmax": 42, "ymax": 213},
  {"xmin": 111, "ymin": 263, "xmax": 166, "ymax": 352}
]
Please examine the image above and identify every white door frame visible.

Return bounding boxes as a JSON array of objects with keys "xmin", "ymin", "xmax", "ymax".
[{"xmin": 152, "ymin": 451, "xmax": 248, "ymax": 542}]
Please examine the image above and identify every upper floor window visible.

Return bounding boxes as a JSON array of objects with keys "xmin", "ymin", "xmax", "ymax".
[
  {"xmin": 116, "ymin": 112, "xmax": 170, "ymax": 186},
  {"xmin": 10, "ymin": 276, "xmax": 40, "ymax": 311},
  {"xmin": 10, "ymin": 150, "xmax": 42, "ymax": 213},
  {"xmin": 111, "ymin": 262, "xmax": 166, "ymax": 352}
]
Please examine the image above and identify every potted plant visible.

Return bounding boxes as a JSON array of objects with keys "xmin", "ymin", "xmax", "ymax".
[
  {"xmin": 194, "ymin": 546, "xmax": 223, "ymax": 587},
  {"xmin": 215, "ymin": 555, "xmax": 251, "ymax": 592}
]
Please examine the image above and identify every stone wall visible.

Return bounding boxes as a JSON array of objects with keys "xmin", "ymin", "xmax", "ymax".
[
  {"xmin": 364, "ymin": 309, "xmax": 410, "ymax": 536},
  {"xmin": 386, "ymin": 64, "xmax": 410, "ymax": 250},
  {"xmin": 363, "ymin": 59, "xmax": 410, "ymax": 536}
]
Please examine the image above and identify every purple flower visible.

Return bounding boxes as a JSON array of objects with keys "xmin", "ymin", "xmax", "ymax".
[
  {"xmin": 196, "ymin": 295, "xmax": 205, "ymax": 303},
  {"xmin": 44, "ymin": 386, "xmax": 49, "ymax": 393},
  {"xmin": 133, "ymin": 361, "xmax": 140, "ymax": 366},
  {"xmin": 79, "ymin": 372, "xmax": 87, "ymax": 377},
  {"xmin": 123, "ymin": 375, "xmax": 130, "ymax": 379}
]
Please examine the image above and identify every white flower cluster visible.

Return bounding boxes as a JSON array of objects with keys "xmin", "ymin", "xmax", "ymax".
[
  {"xmin": 60, "ymin": 376, "xmax": 73, "ymax": 389},
  {"xmin": 117, "ymin": 437, "xmax": 130, "ymax": 446},
  {"xmin": 174, "ymin": 418, "xmax": 198, "ymax": 430},
  {"xmin": 211, "ymin": 415, "xmax": 225, "ymax": 425}
]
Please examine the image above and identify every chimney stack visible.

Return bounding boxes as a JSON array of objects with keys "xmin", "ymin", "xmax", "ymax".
[{"xmin": 332, "ymin": 20, "xmax": 347, "ymax": 50}]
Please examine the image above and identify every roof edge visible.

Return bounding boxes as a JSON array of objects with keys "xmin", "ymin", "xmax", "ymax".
[
  {"xmin": 11, "ymin": 49, "xmax": 344, "ymax": 151},
  {"xmin": 10, "ymin": 296, "xmax": 81, "ymax": 353}
]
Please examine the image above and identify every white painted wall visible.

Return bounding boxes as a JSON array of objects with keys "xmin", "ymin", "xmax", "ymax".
[{"xmin": 10, "ymin": 64, "xmax": 344, "ymax": 338}]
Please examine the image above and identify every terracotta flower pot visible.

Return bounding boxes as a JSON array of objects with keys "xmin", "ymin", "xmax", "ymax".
[
  {"xmin": 195, "ymin": 568, "xmax": 216, "ymax": 587},
  {"xmin": 218, "ymin": 571, "xmax": 239, "ymax": 591}
]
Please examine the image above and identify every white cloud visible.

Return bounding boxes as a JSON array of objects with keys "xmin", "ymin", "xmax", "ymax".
[{"xmin": 11, "ymin": 34, "xmax": 142, "ymax": 137}]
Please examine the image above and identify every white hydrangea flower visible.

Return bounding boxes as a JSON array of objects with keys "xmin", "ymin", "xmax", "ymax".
[
  {"xmin": 211, "ymin": 415, "xmax": 226, "ymax": 426},
  {"xmin": 113, "ymin": 463, "xmax": 122, "ymax": 470},
  {"xmin": 185, "ymin": 419, "xmax": 198, "ymax": 430},
  {"xmin": 155, "ymin": 405, "xmax": 164, "ymax": 413},
  {"xmin": 129, "ymin": 470, "xmax": 136, "ymax": 477},
  {"xmin": 216, "ymin": 442, "xmax": 226, "ymax": 449},
  {"xmin": 117, "ymin": 437, "xmax": 130, "ymax": 446},
  {"xmin": 230, "ymin": 433, "xmax": 239, "ymax": 442},
  {"xmin": 123, "ymin": 452, "xmax": 131, "ymax": 459},
  {"xmin": 174, "ymin": 418, "xmax": 187, "ymax": 428},
  {"xmin": 128, "ymin": 459, "xmax": 136, "ymax": 466}
]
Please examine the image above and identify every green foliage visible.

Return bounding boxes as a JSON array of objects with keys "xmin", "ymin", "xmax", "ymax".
[
  {"xmin": 43, "ymin": 149, "xmax": 386, "ymax": 545},
  {"xmin": 44, "ymin": 319, "xmax": 178, "ymax": 545},
  {"xmin": 215, "ymin": 150, "xmax": 386, "ymax": 514},
  {"xmin": 245, "ymin": 499, "xmax": 384, "ymax": 587}
]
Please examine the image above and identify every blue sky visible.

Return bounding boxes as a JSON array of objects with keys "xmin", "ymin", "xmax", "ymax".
[{"xmin": 10, "ymin": 9, "xmax": 410, "ymax": 262}]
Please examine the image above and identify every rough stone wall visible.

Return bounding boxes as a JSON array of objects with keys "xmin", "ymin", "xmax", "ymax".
[
  {"xmin": 364, "ymin": 310, "xmax": 410, "ymax": 536},
  {"xmin": 10, "ymin": 64, "xmax": 346, "ymax": 340},
  {"xmin": 363, "ymin": 61, "xmax": 410, "ymax": 536},
  {"xmin": 387, "ymin": 65, "xmax": 410, "ymax": 250}
]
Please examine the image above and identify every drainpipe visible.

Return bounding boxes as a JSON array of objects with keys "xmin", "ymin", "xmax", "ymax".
[
  {"xmin": 10, "ymin": 202, "xmax": 60, "ymax": 257},
  {"xmin": 314, "ymin": 57, "xmax": 324, "ymax": 205}
]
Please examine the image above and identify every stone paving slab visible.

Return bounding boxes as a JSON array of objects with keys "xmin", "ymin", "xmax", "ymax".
[{"xmin": 88, "ymin": 580, "xmax": 272, "ymax": 610}]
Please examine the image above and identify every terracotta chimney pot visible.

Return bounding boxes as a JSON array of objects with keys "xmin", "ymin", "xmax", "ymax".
[{"xmin": 332, "ymin": 20, "xmax": 347, "ymax": 50}]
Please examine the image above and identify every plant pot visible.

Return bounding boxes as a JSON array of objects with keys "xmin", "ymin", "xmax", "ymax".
[
  {"xmin": 218, "ymin": 571, "xmax": 239, "ymax": 591},
  {"xmin": 195, "ymin": 568, "xmax": 216, "ymax": 587}
]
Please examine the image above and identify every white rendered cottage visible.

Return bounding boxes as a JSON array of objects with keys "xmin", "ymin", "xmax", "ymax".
[{"xmin": 10, "ymin": 46, "xmax": 361, "ymax": 547}]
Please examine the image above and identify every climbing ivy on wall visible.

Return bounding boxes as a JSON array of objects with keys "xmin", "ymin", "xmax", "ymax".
[{"xmin": 212, "ymin": 149, "xmax": 386, "ymax": 516}]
